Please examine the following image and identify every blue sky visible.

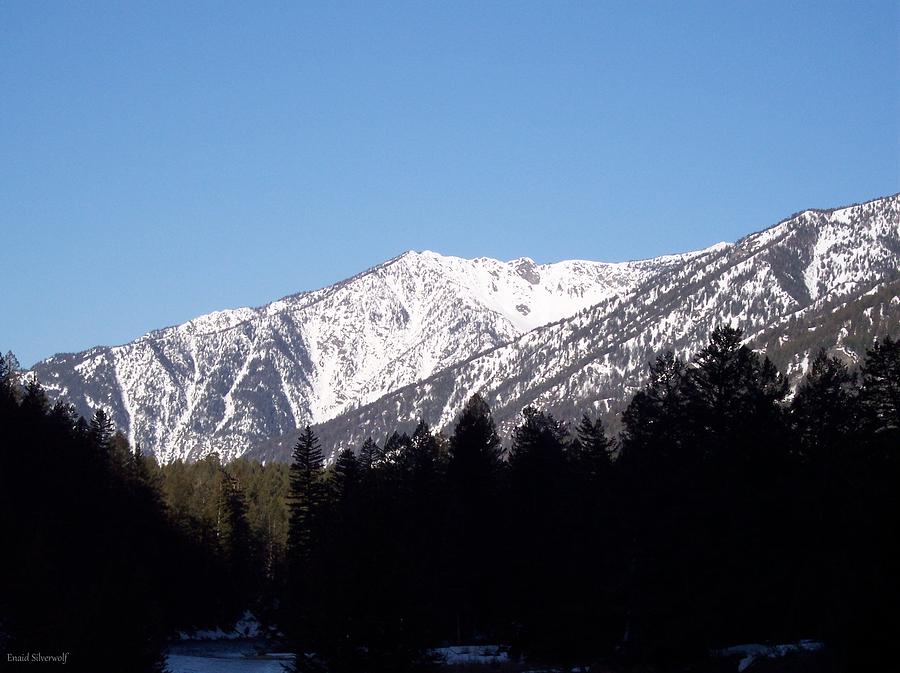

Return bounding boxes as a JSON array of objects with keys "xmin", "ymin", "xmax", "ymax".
[{"xmin": 2, "ymin": 1, "xmax": 898, "ymax": 367}]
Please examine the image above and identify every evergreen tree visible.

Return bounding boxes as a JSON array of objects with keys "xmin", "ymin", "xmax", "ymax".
[
  {"xmin": 381, "ymin": 429, "xmax": 411, "ymax": 465},
  {"xmin": 507, "ymin": 407, "xmax": 571, "ymax": 658},
  {"xmin": 359, "ymin": 436, "xmax": 379, "ymax": 470},
  {"xmin": 570, "ymin": 413, "xmax": 613, "ymax": 478},
  {"xmin": 508, "ymin": 406, "xmax": 568, "ymax": 511},
  {"xmin": 618, "ymin": 351, "xmax": 691, "ymax": 661},
  {"xmin": 217, "ymin": 469, "xmax": 256, "ymax": 611},
  {"xmin": 0, "ymin": 350, "xmax": 20, "ymax": 410},
  {"xmin": 619, "ymin": 351, "xmax": 687, "ymax": 471},
  {"xmin": 858, "ymin": 335, "xmax": 900, "ymax": 442},
  {"xmin": 565, "ymin": 413, "xmax": 622, "ymax": 656},
  {"xmin": 286, "ymin": 424, "xmax": 327, "ymax": 664},
  {"xmin": 446, "ymin": 395, "xmax": 503, "ymax": 643},
  {"xmin": 287, "ymin": 425, "xmax": 325, "ymax": 564},
  {"xmin": 619, "ymin": 329, "xmax": 795, "ymax": 663},
  {"xmin": 791, "ymin": 349, "xmax": 857, "ymax": 461},
  {"xmin": 404, "ymin": 419, "xmax": 443, "ymax": 490},
  {"xmin": 682, "ymin": 325, "xmax": 788, "ymax": 457},
  {"xmin": 131, "ymin": 443, "xmax": 151, "ymax": 483},
  {"xmin": 110, "ymin": 430, "xmax": 133, "ymax": 476},
  {"xmin": 332, "ymin": 448, "xmax": 362, "ymax": 503},
  {"xmin": 841, "ymin": 336, "xmax": 900, "ymax": 668},
  {"xmin": 20, "ymin": 375, "xmax": 49, "ymax": 419},
  {"xmin": 1, "ymin": 349, "xmax": 20, "ymax": 378},
  {"xmin": 685, "ymin": 328, "xmax": 791, "ymax": 648},
  {"xmin": 89, "ymin": 408, "xmax": 115, "ymax": 464},
  {"xmin": 788, "ymin": 350, "xmax": 860, "ymax": 653},
  {"xmin": 398, "ymin": 420, "xmax": 447, "ymax": 643}
]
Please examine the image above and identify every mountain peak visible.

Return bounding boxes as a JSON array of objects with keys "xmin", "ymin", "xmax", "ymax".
[
  {"xmin": 27, "ymin": 194, "xmax": 899, "ymax": 464},
  {"xmin": 511, "ymin": 257, "xmax": 540, "ymax": 284}
]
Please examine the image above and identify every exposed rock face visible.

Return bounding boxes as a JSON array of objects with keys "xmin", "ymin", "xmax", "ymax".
[
  {"xmin": 31, "ymin": 248, "xmax": 688, "ymax": 462},
  {"xmin": 255, "ymin": 194, "xmax": 900, "ymax": 461},
  {"xmin": 30, "ymin": 193, "xmax": 900, "ymax": 463}
]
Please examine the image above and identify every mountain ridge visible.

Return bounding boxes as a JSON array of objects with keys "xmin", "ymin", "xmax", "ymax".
[
  {"xmin": 251, "ymin": 193, "xmax": 900, "ymax": 461},
  {"xmin": 32, "ymin": 247, "xmax": 674, "ymax": 462},
  {"xmin": 27, "ymin": 192, "xmax": 900, "ymax": 463}
]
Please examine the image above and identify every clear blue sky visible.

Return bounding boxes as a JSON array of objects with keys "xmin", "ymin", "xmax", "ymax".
[{"xmin": 2, "ymin": 1, "xmax": 898, "ymax": 367}]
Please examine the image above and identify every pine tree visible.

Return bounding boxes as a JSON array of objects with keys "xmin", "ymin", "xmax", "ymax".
[
  {"xmin": 858, "ymin": 335, "xmax": 900, "ymax": 440},
  {"xmin": 570, "ymin": 414, "xmax": 613, "ymax": 478},
  {"xmin": 1, "ymin": 350, "xmax": 19, "ymax": 378},
  {"xmin": 20, "ymin": 376, "xmax": 48, "ymax": 419},
  {"xmin": 405, "ymin": 419, "xmax": 442, "ymax": 484},
  {"xmin": 787, "ymin": 349, "xmax": 862, "ymax": 653},
  {"xmin": 0, "ymin": 351, "xmax": 21, "ymax": 414},
  {"xmin": 446, "ymin": 395, "xmax": 503, "ymax": 643},
  {"xmin": 507, "ymin": 406, "xmax": 571, "ymax": 658},
  {"xmin": 48, "ymin": 399, "xmax": 77, "ymax": 433},
  {"xmin": 619, "ymin": 351, "xmax": 687, "ymax": 470},
  {"xmin": 448, "ymin": 395, "xmax": 502, "ymax": 483},
  {"xmin": 618, "ymin": 352, "xmax": 690, "ymax": 661},
  {"xmin": 131, "ymin": 443, "xmax": 150, "ymax": 483},
  {"xmin": 287, "ymin": 425, "xmax": 325, "ymax": 563},
  {"xmin": 286, "ymin": 424, "xmax": 326, "ymax": 663},
  {"xmin": 843, "ymin": 335, "xmax": 900, "ymax": 667},
  {"xmin": 217, "ymin": 469, "xmax": 255, "ymax": 612},
  {"xmin": 683, "ymin": 326, "xmax": 788, "ymax": 446},
  {"xmin": 359, "ymin": 436, "xmax": 379, "ymax": 470},
  {"xmin": 791, "ymin": 349, "xmax": 857, "ymax": 461},
  {"xmin": 508, "ymin": 406, "xmax": 568, "ymax": 507},
  {"xmin": 381, "ymin": 429, "xmax": 411, "ymax": 465},
  {"xmin": 110, "ymin": 430, "xmax": 133, "ymax": 476},
  {"xmin": 619, "ymin": 329, "xmax": 795, "ymax": 662},
  {"xmin": 565, "ymin": 413, "xmax": 621, "ymax": 658},
  {"xmin": 399, "ymin": 420, "xmax": 446, "ymax": 643},
  {"xmin": 332, "ymin": 448, "xmax": 362, "ymax": 501},
  {"xmin": 89, "ymin": 408, "xmax": 115, "ymax": 464}
]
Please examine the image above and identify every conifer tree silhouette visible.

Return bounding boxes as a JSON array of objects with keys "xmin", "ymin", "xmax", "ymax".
[{"xmin": 446, "ymin": 395, "xmax": 503, "ymax": 643}]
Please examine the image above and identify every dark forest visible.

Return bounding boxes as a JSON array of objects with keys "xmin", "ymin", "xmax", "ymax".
[{"xmin": 1, "ymin": 327, "xmax": 898, "ymax": 672}]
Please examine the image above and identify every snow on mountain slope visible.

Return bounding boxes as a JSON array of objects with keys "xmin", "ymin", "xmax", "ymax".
[
  {"xmin": 30, "ymin": 193, "xmax": 899, "ymax": 463},
  {"xmin": 256, "ymin": 193, "xmax": 900, "ymax": 460},
  {"xmin": 31, "ymin": 249, "xmax": 683, "ymax": 462}
]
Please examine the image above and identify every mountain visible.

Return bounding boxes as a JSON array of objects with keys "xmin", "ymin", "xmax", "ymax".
[
  {"xmin": 29, "ymin": 193, "xmax": 899, "ymax": 463},
  {"xmin": 30, "ymin": 249, "xmax": 697, "ymax": 462},
  {"xmin": 252, "ymin": 193, "xmax": 900, "ymax": 461}
]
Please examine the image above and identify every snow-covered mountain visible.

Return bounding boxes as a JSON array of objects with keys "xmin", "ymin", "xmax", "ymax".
[
  {"xmin": 31, "ymin": 249, "xmax": 698, "ymax": 462},
  {"xmin": 30, "ymin": 193, "xmax": 899, "ymax": 463},
  {"xmin": 251, "ymin": 193, "xmax": 900, "ymax": 461}
]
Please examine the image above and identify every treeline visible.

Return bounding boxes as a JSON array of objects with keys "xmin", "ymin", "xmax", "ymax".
[
  {"xmin": 283, "ymin": 328, "xmax": 899, "ymax": 671},
  {"xmin": 0, "ymin": 355, "xmax": 287, "ymax": 672},
  {"xmin": 2, "ymin": 327, "xmax": 898, "ymax": 672}
]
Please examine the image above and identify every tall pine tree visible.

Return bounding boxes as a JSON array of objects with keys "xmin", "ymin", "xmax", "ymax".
[
  {"xmin": 286, "ymin": 424, "xmax": 326, "ymax": 664},
  {"xmin": 446, "ymin": 395, "xmax": 503, "ymax": 643}
]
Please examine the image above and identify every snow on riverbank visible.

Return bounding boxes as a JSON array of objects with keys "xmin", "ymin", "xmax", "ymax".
[
  {"xmin": 167, "ymin": 651, "xmax": 292, "ymax": 673},
  {"xmin": 168, "ymin": 613, "xmax": 291, "ymax": 673},
  {"xmin": 715, "ymin": 640, "xmax": 824, "ymax": 671},
  {"xmin": 432, "ymin": 644, "xmax": 509, "ymax": 665},
  {"xmin": 177, "ymin": 611, "xmax": 264, "ymax": 641}
]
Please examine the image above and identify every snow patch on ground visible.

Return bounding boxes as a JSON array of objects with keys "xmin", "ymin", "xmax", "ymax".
[
  {"xmin": 168, "ymin": 616, "xmax": 289, "ymax": 673},
  {"xmin": 432, "ymin": 644, "xmax": 509, "ymax": 665},
  {"xmin": 166, "ymin": 652, "xmax": 291, "ymax": 673},
  {"xmin": 715, "ymin": 640, "xmax": 824, "ymax": 671},
  {"xmin": 178, "ymin": 611, "xmax": 262, "ymax": 641}
]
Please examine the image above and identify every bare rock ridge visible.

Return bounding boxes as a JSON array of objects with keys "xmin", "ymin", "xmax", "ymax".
[{"xmin": 29, "ymin": 193, "xmax": 900, "ymax": 463}]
